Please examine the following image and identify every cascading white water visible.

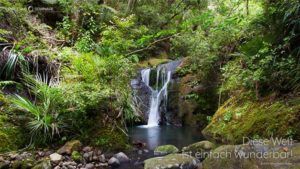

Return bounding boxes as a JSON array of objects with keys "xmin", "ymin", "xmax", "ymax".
[
  {"xmin": 141, "ymin": 69, "xmax": 151, "ymax": 86},
  {"xmin": 141, "ymin": 61, "xmax": 180, "ymax": 127},
  {"xmin": 147, "ymin": 71, "xmax": 171, "ymax": 126}
]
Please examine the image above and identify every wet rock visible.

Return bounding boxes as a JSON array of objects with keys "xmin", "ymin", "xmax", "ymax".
[
  {"xmin": 114, "ymin": 152, "xmax": 130, "ymax": 163},
  {"xmin": 108, "ymin": 157, "xmax": 120, "ymax": 167},
  {"xmin": 57, "ymin": 140, "xmax": 82, "ymax": 155},
  {"xmin": 50, "ymin": 153, "xmax": 63, "ymax": 163},
  {"xmin": 154, "ymin": 145, "xmax": 179, "ymax": 155},
  {"xmin": 144, "ymin": 154, "xmax": 198, "ymax": 169}
]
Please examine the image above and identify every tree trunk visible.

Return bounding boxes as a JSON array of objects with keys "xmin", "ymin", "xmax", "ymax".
[
  {"xmin": 127, "ymin": 0, "xmax": 136, "ymax": 13},
  {"xmin": 246, "ymin": 0, "xmax": 249, "ymax": 15}
]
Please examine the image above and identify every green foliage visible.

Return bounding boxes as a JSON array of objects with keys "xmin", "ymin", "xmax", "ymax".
[
  {"xmin": 223, "ymin": 111, "xmax": 233, "ymax": 122},
  {"xmin": 10, "ymin": 75, "xmax": 65, "ymax": 143},
  {"xmin": 0, "ymin": 52, "xmax": 28, "ymax": 80},
  {"xmin": 0, "ymin": 28, "xmax": 11, "ymax": 42}
]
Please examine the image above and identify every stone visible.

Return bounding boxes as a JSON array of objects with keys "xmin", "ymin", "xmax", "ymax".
[
  {"xmin": 182, "ymin": 141, "xmax": 216, "ymax": 160},
  {"xmin": 108, "ymin": 157, "xmax": 120, "ymax": 167},
  {"xmin": 154, "ymin": 145, "xmax": 179, "ymax": 155},
  {"xmin": 50, "ymin": 153, "xmax": 63, "ymax": 163},
  {"xmin": 144, "ymin": 154, "xmax": 198, "ymax": 169},
  {"xmin": 32, "ymin": 159, "xmax": 52, "ymax": 169},
  {"xmin": 84, "ymin": 151, "xmax": 93, "ymax": 162},
  {"xmin": 38, "ymin": 151, "xmax": 45, "ymax": 157},
  {"xmin": 99, "ymin": 154, "xmax": 106, "ymax": 163},
  {"xmin": 114, "ymin": 152, "xmax": 130, "ymax": 163},
  {"xmin": 85, "ymin": 163, "xmax": 94, "ymax": 169},
  {"xmin": 82, "ymin": 146, "xmax": 92, "ymax": 152},
  {"xmin": 57, "ymin": 140, "xmax": 82, "ymax": 155}
]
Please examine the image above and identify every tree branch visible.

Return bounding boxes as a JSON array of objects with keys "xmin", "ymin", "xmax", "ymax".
[{"xmin": 126, "ymin": 33, "xmax": 179, "ymax": 56}]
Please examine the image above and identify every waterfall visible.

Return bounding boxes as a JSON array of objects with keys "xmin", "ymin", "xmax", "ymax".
[{"xmin": 140, "ymin": 60, "xmax": 181, "ymax": 127}]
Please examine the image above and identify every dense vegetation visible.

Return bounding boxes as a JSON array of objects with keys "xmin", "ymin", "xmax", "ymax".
[{"xmin": 0, "ymin": 0, "xmax": 299, "ymax": 152}]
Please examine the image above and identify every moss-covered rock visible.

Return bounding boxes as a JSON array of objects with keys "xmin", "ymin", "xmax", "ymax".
[
  {"xmin": 138, "ymin": 58, "xmax": 171, "ymax": 68},
  {"xmin": 154, "ymin": 145, "xmax": 179, "ymax": 155},
  {"xmin": 144, "ymin": 154, "xmax": 199, "ymax": 169},
  {"xmin": 202, "ymin": 143, "xmax": 300, "ymax": 169},
  {"xmin": 11, "ymin": 159, "xmax": 34, "ymax": 169},
  {"xmin": 202, "ymin": 94, "xmax": 300, "ymax": 144},
  {"xmin": 182, "ymin": 141, "xmax": 216, "ymax": 160},
  {"xmin": 91, "ymin": 126, "xmax": 130, "ymax": 151},
  {"xmin": 57, "ymin": 140, "xmax": 82, "ymax": 155},
  {"xmin": 71, "ymin": 151, "xmax": 82, "ymax": 162},
  {"xmin": 31, "ymin": 159, "xmax": 52, "ymax": 169}
]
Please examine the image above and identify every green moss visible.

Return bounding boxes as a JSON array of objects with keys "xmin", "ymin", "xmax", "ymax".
[
  {"xmin": 202, "ymin": 94, "xmax": 300, "ymax": 144},
  {"xmin": 31, "ymin": 159, "xmax": 51, "ymax": 169},
  {"xmin": 11, "ymin": 159, "xmax": 34, "ymax": 169},
  {"xmin": 0, "ymin": 93, "xmax": 24, "ymax": 152},
  {"xmin": 154, "ymin": 145, "xmax": 179, "ymax": 155},
  {"xmin": 91, "ymin": 126, "xmax": 130, "ymax": 151},
  {"xmin": 138, "ymin": 58, "xmax": 171, "ymax": 68},
  {"xmin": 71, "ymin": 151, "xmax": 83, "ymax": 162}
]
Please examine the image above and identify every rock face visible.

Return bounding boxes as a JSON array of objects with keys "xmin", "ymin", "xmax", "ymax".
[
  {"xmin": 202, "ymin": 95, "xmax": 300, "ymax": 144},
  {"xmin": 182, "ymin": 141, "xmax": 216, "ymax": 160},
  {"xmin": 144, "ymin": 154, "xmax": 199, "ymax": 169},
  {"xmin": 131, "ymin": 78, "xmax": 152, "ymax": 122},
  {"xmin": 57, "ymin": 140, "xmax": 82, "ymax": 155},
  {"xmin": 154, "ymin": 145, "xmax": 179, "ymax": 155},
  {"xmin": 201, "ymin": 143, "xmax": 300, "ymax": 169},
  {"xmin": 131, "ymin": 60, "xmax": 182, "ymax": 125}
]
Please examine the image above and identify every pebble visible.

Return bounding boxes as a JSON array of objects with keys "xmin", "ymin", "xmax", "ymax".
[
  {"xmin": 85, "ymin": 163, "xmax": 94, "ymax": 169},
  {"xmin": 82, "ymin": 146, "xmax": 92, "ymax": 152}
]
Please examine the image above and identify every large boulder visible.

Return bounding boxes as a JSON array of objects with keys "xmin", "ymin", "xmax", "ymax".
[
  {"xmin": 144, "ymin": 154, "xmax": 198, "ymax": 169},
  {"xmin": 182, "ymin": 141, "xmax": 216, "ymax": 160},
  {"xmin": 57, "ymin": 140, "xmax": 82, "ymax": 155},
  {"xmin": 154, "ymin": 145, "xmax": 179, "ymax": 155},
  {"xmin": 201, "ymin": 142, "xmax": 300, "ymax": 169}
]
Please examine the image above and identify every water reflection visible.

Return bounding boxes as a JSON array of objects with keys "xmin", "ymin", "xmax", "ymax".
[{"xmin": 128, "ymin": 125, "xmax": 203, "ymax": 150}]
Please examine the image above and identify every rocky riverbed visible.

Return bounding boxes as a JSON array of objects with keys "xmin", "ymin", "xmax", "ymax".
[{"xmin": 1, "ymin": 139, "xmax": 300, "ymax": 169}]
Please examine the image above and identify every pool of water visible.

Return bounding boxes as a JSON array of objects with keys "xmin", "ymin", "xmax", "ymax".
[{"xmin": 128, "ymin": 125, "xmax": 204, "ymax": 150}]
